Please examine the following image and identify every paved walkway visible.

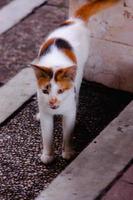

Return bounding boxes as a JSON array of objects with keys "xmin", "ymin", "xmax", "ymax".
[
  {"xmin": 0, "ymin": 1, "xmax": 132, "ymax": 200},
  {"xmin": 102, "ymin": 163, "xmax": 133, "ymax": 200}
]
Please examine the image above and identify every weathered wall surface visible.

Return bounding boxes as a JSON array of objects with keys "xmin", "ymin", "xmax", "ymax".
[{"xmin": 69, "ymin": 0, "xmax": 133, "ymax": 92}]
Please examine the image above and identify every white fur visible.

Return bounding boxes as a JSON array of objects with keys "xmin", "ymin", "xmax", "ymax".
[{"xmin": 36, "ymin": 18, "xmax": 90, "ymax": 164}]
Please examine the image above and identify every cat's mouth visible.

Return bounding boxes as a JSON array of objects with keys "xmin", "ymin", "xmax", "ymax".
[
  {"xmin": 50, "ymin": 105, "xmax": 59, "ymax": 110},
  {"xmin": 49, "ymin": 98, "xmax": 60, "ymax": 110}
]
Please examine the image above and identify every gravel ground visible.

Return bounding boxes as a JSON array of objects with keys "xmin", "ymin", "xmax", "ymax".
[{"xmin": 0, "ymin": 80, "xmax": 132, "ymax": 200}]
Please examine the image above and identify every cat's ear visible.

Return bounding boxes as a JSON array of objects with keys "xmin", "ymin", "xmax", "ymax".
[
  {"xmin": 62, "ymin": 65, "xmax": 77, "ymax": 81},
  {"xmin": 31, "ymin": 63, "xmax": 53, "ymax": 80},
  {"xmin": 55, "ymin": 65, "xmax": 77, "ymax": 82}
]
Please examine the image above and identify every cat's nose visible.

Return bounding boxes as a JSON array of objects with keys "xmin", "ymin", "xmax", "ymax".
[
  {"xmin": 49, "ymin": 97, "xmax": 57, "ymax": 105},
  {"xmin": 49, "ymin": 97, "xmax": 59, "ymax": 109}
]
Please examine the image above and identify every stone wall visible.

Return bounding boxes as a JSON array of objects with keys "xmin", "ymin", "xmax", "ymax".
[{"xmin": 69, "ymin": 0, "xmax": 133, "ymax": 92}]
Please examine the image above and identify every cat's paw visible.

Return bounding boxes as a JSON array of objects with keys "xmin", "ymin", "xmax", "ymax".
[
  {"xmin": 62, "ymin": 150, "xmax": 75, "ymax": 160},
  {"xmin": 36, "ymin": 113, "xmax": 40, "ymax": 121},
  {"xmin": 40, "ymin": 153, "xmax": 54, "ymax": 164}
]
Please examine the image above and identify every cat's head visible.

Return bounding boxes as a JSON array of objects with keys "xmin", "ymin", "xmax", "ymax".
[{"xmin": 32, "ymin": 64, "xmax": 76, "ymax": 109}]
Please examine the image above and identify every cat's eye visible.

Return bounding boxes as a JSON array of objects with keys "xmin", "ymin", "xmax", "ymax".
[
  {"xmin": 58, "ymin": 89, "xmax": 64, "ymax": 94},
  {"xmin": 42, "ymin": 89, "xmax": 49, "ymax": 94},
  {"xmin": 42, "ymin": 84, "xmax": 51, "ymax": 94},
  {"xmin": 46, "ymin": 84, "xmax": 51, "ymax": 90}
]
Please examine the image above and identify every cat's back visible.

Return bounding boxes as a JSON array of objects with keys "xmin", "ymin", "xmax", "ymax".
[
  {"xmin": 46, "ymin": 18, "xmax": 90, "ymax": 64},
  {"xmin": 47, "ymin": 18, "xmax": 90, "ymax": 50}
]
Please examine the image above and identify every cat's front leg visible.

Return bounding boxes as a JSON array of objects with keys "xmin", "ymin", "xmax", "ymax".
[
  {"xmin": 40, "ymin": 112, "xmax": 54, "ymax": 164},
  {"xmin": 62, "ymin": 108, "xmax": 76, "ymax": 160}
]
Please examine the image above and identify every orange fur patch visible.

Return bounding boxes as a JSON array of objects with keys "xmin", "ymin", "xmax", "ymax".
[
  {"xmin": 57, "ymin": 79, "xmax": 73, "ymax": 91},
  {"xmin": 39, "ymin": 38, "xmax": 55, "ymax": 56},
  {"xmin": 55, "ymin": 66, "xmax": 76, "ymax": 91},
  {"xmin": 75, "ymin": 0, "xmax": 119, "ymax": 22},
  {"xmin": 39, "ymin": 37, "xmax": 77, "ymax": 64},
  {"xmin": 62, "ymin": 48, "xmax": 77, "ymax": 64},
  {"xmin": 32, "ymin": 64, "xmax": 53, "ymax": 88},
  {"xmin": 37, "ymin": 78, "xmax": 50, "ymax": 89},
  {"xmin": 60, "ymin": 20, "xmax": 74, "ymax": 27}
]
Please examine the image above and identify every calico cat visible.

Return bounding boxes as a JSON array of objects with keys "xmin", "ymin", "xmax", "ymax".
[{"xmin": 31, "ymin": 0, "xmax": 119, "ymax": 164}]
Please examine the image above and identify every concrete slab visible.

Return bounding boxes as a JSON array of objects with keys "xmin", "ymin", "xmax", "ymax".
[
  {"xmin": 84, "ymin": 37, "xmax": 133, "ymax": 93},
  {"xmin": 103, "ymin": 180, "xmax": 133, "ymax": 200},
  {"xmin": 121, "ymin": 165, "xmax": 133, "ymax": 183},
  {"xmin": 102, "ymin": 165, "xmax": 133, "ymax": 200},
  {"xmin": 0, "ymin": 0, "xmax": 47, "ymax": 34},
  {"xmin": 35, "ymin": 101, "xmax": 133, "ymax": 200},
  {"xmin": 0, "ymin": 68, "xmax": 36, "ymax": 124}
]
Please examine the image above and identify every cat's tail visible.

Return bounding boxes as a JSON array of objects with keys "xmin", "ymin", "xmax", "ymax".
[{"xmin": 74, "ymin": 0, "xmax": 120, "ymax": 22}]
